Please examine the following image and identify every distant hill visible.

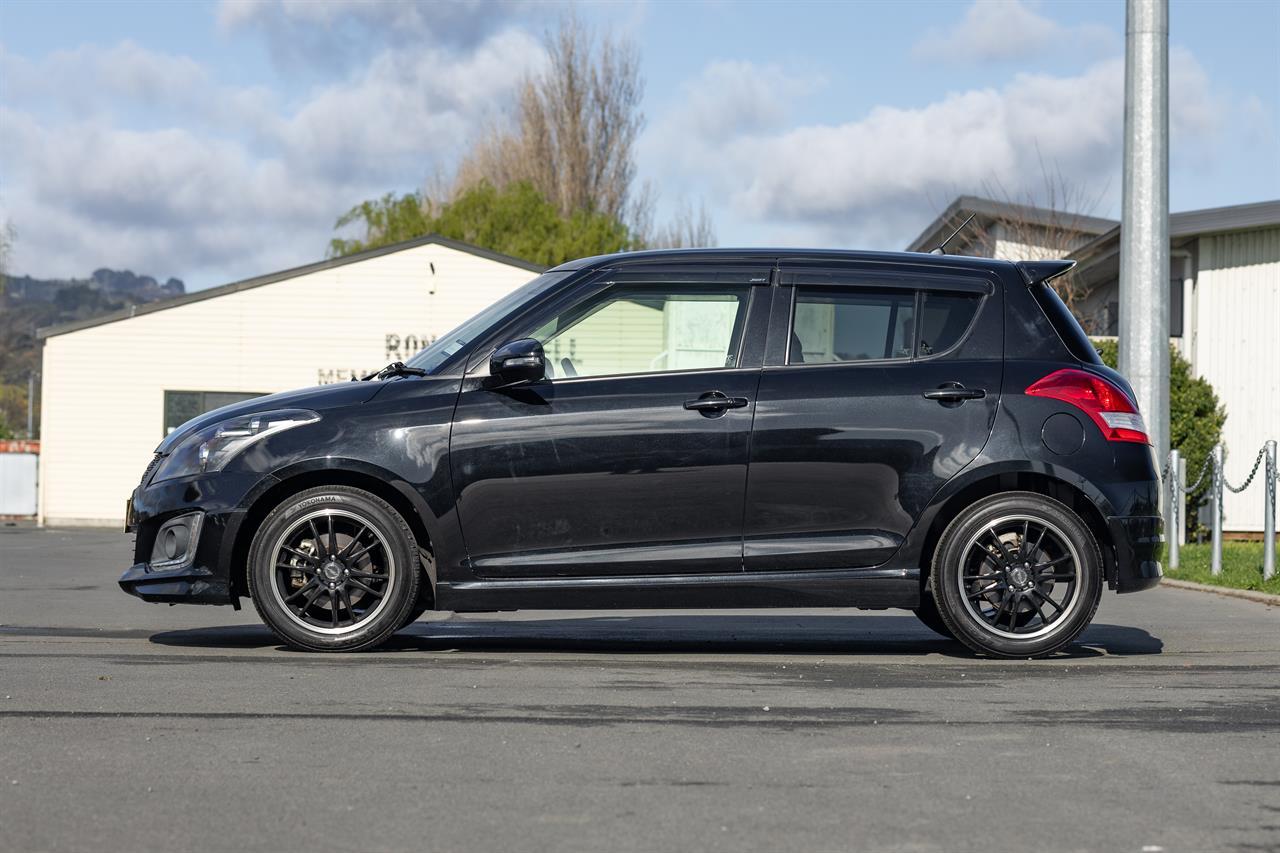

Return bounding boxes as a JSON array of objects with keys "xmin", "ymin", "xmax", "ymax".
[
  {"xmin": 4, "ymin": 268, "xmax": 184, "ymax": 306},
  {"xmin": 0, "ymin": 269, "xmax": 185, "ymax": 435}
]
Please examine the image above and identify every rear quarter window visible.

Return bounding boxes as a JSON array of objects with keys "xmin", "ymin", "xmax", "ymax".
[
  {"xmin": 1029, "ymin": 284, "xmax": 1103, "ymax": 365},
  {"xmin": 917, "ymin": 291, "xmax": 982, "ymax": 357}
]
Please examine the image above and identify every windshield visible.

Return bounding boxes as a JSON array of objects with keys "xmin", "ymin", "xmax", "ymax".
[{"xmin": 405, "ymin": 271, "xmax": 572, "ymax": 374}]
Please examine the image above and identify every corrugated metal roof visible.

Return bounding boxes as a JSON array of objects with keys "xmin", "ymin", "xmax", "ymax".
[
  {"xmin": 37, "ymin": 234, "xmax": 546, "ymax": 340},
  {"xmin": 1070, "ymin": 199, "xmax": 1280, "ymax": 264}
]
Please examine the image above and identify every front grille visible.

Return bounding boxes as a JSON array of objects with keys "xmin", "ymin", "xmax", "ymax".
[{"xmin": 140, "ymin": 453, "xmax": 163, "ymax": 486}]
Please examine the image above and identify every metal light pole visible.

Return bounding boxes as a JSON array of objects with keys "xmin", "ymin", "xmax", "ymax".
[{"xmin": 1118, "ymin": 0, "xmax": 1171, "ymax": 466}]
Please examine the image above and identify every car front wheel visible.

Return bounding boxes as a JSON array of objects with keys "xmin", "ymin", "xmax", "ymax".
[
  {"xmin": 247, "ymin": 486, "xmax": 420, "ymax": 652},
  {"xmin": 931, "ymin": 491, "xmax": 1102, "ymax": 658}
]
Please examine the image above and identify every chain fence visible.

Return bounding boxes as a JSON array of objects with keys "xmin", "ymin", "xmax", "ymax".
[{"xmin": 1163, "ymin": 440, "xmax": 1276, "ymax": 581}]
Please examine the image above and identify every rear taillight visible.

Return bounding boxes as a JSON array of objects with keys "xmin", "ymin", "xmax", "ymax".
[{"xmin": 1025, "ymin": 369, "xmax": 1150, "ymax": 444}]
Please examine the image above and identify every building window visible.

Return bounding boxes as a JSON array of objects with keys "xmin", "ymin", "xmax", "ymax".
[{"xmin": 164, "ymin": 390, "xmax": 265, "ymax": 435}]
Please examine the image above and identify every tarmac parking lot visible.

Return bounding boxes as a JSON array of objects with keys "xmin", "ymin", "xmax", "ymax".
[{"xmin": 1, "ymin": 523, "xmax": 1279, "ymax": 853}]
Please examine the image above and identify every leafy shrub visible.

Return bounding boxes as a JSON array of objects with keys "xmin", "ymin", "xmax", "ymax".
[{"xmin": 1093, "ymin": 339, "xmax": 1226, "ymax": 537}]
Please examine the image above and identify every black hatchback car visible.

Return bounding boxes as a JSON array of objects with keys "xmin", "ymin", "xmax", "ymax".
[{"xmin": 121, "ymin": 249, "xmax": 1162, "ymax": 657}]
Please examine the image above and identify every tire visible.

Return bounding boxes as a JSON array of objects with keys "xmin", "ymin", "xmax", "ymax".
[
  {"xmin": 396, "ymin": 553, "xmax": 435, "ymax": 631},
  {"xmin": 912, "ymin": 592, "xmax": 956, "ymax": 640},
  {"xmin": 247, "ymin": 486, "xmax": 420, "ymax": 652},
  {"xmin": 931, "ymin": 491, "xmax": 1102, "ymax": 659}
]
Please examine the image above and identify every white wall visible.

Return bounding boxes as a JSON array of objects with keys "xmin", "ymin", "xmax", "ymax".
[
  {"xmin": 1191, "ymin": 226, "xmax": 1280, "ymax": 533},
  {"xmin": 39, "ymin": 242, "xmax": 537, "ymax": 525}
]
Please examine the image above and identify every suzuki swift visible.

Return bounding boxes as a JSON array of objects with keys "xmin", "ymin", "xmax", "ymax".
[{"xmin": 121, "ymin": 249, "xmax": 1163, "ymax": 657}]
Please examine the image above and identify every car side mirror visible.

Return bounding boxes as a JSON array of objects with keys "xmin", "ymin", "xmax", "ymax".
[{"xmin": 489, "ymin": 338, "xmax": 545, "ymax": 385}]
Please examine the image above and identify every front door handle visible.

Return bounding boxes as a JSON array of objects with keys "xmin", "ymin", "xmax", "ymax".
[
  {"xmin": 684, "ymin": 391, "xmax": 749, "ymax": 413},
  {"xmin": 923, "ymin": 383, "xmax": 986, "ymax": 402}
]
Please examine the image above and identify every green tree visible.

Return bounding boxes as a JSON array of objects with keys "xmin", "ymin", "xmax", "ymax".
[
  {"xmin": 1093, "ymin": 340, "xmax": 1226, "ymax": 535},
  {"xmin": 329, "ymin": 181, "xmax": 634, "ymax": 267},
  {"xmin": 0, "ymin": 383, "xmax": 27, "ymax": 440},
  {"xmin": 328, "ymin": 192, "xmax": 431, "ymax": 258}
]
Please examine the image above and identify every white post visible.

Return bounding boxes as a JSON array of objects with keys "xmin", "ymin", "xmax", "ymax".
[
  {"xmin": 1211, "ymin": 444, "xmax": 1224, "ymax": 576},
  {"xmin": 1177, "ymin": 454, "xmax": 1187, "ymax": 547},
  {"xmin": 1265, "ymin": 440, "xmax": 1276, "ymax": 582},
  {"xmin": 1168, "ymin": 448, "xmax": 1180, "ymax": 570},
  {"xmin": 1118, "ymin": 0, "xmax": 1171, "ymax": 465}
]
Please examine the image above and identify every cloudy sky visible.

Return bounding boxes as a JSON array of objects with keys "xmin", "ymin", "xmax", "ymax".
[{"xmin": 1, "ymin": 0, "xmax": 1276, "ymax": 290}]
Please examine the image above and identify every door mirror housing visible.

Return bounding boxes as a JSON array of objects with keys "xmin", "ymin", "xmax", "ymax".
[{"xmin": 489, "ymin": 338, "xmax": 546, "ymax": 385}]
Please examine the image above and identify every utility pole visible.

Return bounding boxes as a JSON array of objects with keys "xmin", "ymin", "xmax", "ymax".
[{"xmin": 1119, "ymin": 0, "xmax": 1171, "ymax": 465}]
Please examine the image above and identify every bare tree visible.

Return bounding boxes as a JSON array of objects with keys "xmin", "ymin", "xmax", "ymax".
[
  {"xmin": 931, "ymin": 156, "xmax": 1109, "ymax": 326},
  {"xmin": 454, "ymin": 15, "xmax": 645, "ymax": 227},
  {"xmin": 643, "ymin": 197, "xmax": 717, "ymax": 249}
]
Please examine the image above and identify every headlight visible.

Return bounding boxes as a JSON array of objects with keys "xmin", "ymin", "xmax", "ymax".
[{"xmin": 152, "ymin": 409, "xmax": 319, "ymax": 483}]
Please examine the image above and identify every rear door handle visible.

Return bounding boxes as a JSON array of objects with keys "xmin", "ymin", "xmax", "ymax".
[
  {"xmin": 684, "ymin": 392, "xmax": 749, "ymax": 413},
  {"xmin": 923, "ymin": 383, "xmax": 986, "ymax": 402}
]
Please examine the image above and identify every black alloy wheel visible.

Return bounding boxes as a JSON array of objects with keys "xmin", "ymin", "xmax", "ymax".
[
  {"xmin": 931, "ymin": 491, "xmax": 1102, "ymax": 658},
  {"xmin": 248, "ymin": 486, "xmax": 420, "ymax": 652}
]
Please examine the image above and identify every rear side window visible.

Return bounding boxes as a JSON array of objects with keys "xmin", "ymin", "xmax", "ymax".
[
  {"xmin": 1029, "ymin": 284, "xmax": 1103, "ymax": 365},
  {"xmin": 790, "ymin": 288, "xmax": 915, "ymax": 364},
  {"xmin": 917, "ymin": 291, "xmax": 981, "ymax": 357}
]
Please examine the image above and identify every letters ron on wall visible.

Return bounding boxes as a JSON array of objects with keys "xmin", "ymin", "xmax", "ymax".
[{"xmin": 316, "ymin": 332, "xmax": 435, "ymax": 384}]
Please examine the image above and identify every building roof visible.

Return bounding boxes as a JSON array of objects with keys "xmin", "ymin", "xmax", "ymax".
[
  {"xmin": 1070, "ymin": 198, "xmax": 1280, "ymax": 265},
  {"xmin": 906, "ymin": 195, "xmax": 1118, "ymax": 254},
  {"xmin": 37, "ymin": 234, "xmax": 546, "ymax": 340}
]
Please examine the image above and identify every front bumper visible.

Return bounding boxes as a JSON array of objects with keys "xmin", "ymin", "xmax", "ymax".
[
  {"xmin": 1107, "ymin": 515, "xmax": 1163, "ymax": 593},
  {"xmin": 118, "ymin": 560, "xmax": 232, "ymax": 604},
  {"xmin": 119, "ymin": 470, "xmax": 267, "ymax": 606}
]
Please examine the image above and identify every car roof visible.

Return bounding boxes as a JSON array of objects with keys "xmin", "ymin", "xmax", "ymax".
[{"xmin": 549, "ymin": 247, "xmax": 1018, "ymax": 275}]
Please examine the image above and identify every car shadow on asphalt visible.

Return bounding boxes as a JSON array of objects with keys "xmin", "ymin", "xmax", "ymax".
[{"xmin": 148, "ymin": 614, "xmax": 1163, "ymax": 658}]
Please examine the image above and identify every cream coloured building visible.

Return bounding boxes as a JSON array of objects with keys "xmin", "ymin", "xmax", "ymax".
[{"xmin": 37, "ymin": 236, "xmax": 544, "ymax": 526}]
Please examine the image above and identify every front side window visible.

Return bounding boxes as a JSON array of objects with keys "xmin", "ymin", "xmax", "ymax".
[
  {"xmin": 790, "ymin": 288, "xmax": 915, "ymax": 364},
  {"xmin": 530, "ymin": 284, "xmax": 751, "ymax": 379}
]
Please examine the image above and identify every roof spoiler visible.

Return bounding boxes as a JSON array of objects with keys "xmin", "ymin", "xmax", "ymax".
[{"xmin": 1015, "ymin": 259, "xmax": 1075, "ymax": 287}]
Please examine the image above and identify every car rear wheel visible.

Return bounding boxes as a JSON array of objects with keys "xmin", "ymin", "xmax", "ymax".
[
  {"xmin": 931, "ymin": 492, "xmax": 1102, "ymax": 658},
  {"xmin": 247, "ymin": 486, "xmax": 420, "ymax": 652}
]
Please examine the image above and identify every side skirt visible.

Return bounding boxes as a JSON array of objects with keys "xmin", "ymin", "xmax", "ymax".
[{"xmin": 436, "ymin": 567, "xmax": 920, "ymax": 612}]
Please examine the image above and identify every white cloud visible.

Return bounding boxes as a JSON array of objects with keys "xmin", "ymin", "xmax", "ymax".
[
  {"xmin": 913, "ymin": 0, "xmax": 1115, "ymax": 63},
  {"xmin": 0, "ymin": 29, "xmax": 543, "ymax": 286},
  {"xmin": 639, "ymin": 60, "xmax": 823, "ymax": 215},
  {"xmin": 216, "ymin": 0, "xmax": 535, "ymax": 72},
  {"xmin": 0, "ymin": 42, "xmax": 210, "ymax": 118},
  {"xmin": 640, "ymin": 50, "xmax": 1222, "ymax": 250}
]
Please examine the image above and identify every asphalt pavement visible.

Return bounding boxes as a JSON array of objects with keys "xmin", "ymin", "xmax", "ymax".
[{"xmin": 1, "ymin": 524, "xmax": 1278, "ymax": 853}]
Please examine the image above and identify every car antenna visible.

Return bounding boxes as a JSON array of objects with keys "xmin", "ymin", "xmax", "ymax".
[{"xmin": 930, "ymin": 213, "xmax": 976, "ymax": 255}]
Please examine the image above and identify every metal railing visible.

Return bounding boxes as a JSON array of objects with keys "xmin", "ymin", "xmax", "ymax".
[{"xmin": 1165, "ymin": 440, "xmax": 1277, "ymax": 580}]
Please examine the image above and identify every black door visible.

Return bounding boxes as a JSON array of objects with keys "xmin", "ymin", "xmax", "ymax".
[
  {"xmin": 449, "ymin": 267, "xmax": 771, "ymax": 577},
  {"xmin": 743, "ymin": 264, "xmax": 1002, "ymax": 570}
]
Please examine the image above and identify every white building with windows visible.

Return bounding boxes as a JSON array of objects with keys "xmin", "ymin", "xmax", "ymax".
[{"xmin": 37, "ymin": 236, "xmax": 543, "ymax": 526}]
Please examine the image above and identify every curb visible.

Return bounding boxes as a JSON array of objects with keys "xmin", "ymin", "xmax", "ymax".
[{"xmin": 1159, "ymin": 577, "xmax": 1280, "ymax": 607}]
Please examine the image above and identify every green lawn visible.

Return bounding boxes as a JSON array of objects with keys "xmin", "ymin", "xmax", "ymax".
[{"xmin": 1162, "ymin": 541, "xmax": 1280, "ymax": 595}]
